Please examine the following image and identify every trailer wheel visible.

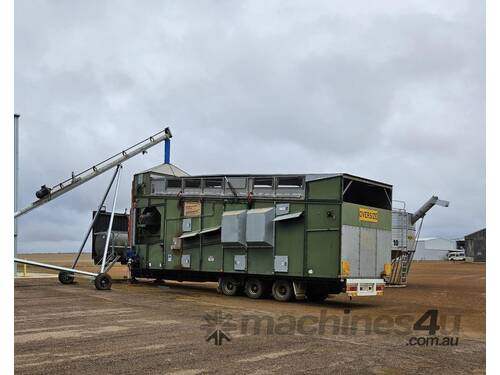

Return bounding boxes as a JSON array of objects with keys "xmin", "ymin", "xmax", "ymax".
[
  {"xmin": 94, "ymin": 273, "xmax": 112, "ymax": 290},
  {"xmin": 244, "ymin": 278, "xmax": 265, "ymax": 299},
  {"xmin": 58, "ymin": 271, "xmax": 74, "ymax": 285},
  {"xmin": 272, "ymin": 280, "xmax": 294, "ymax": 302},
  {"xmin": 220, "ymin": 277, "xmax": 239, "ymax": 296}
]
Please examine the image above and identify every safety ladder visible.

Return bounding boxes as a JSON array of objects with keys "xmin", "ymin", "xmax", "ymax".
[{"xmin": 398, "ymin": 250, "xmax": 415, "ymax": 284}]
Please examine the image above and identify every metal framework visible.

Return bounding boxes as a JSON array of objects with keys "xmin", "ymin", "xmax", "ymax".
[
  {"xmin": 15, "ymin": 165, "xmax": 123, "ymax": 289},
  {"xmin": 14, "ymin": 127, "xmax": 172, "ymax": 290},
  {"xmin": 15, "ymin": 128, "xmax": 171, "ymax": 218},
  {"xmin": 388, "ymin": 196, "xmax": 449, "ymax": 286}
]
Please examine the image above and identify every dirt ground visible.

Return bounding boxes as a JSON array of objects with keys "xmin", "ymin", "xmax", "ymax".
[{"xmin": 15, "ymin": 254, "xmax": 485, "ymax": 374}]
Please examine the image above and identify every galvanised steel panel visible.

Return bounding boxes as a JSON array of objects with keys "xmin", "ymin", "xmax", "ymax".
[
  {"xmin": 182, "ymin": 218, "xmax": 192, "ymax": 232},
  {"xmin": 391, "ymin": 210, "xmax": 416, "ymax": 251},
  {"xmin": 275, "ymin": 203, "xmax": 290, "ymax": 216},
  {"xmin": 341, "ymin": 226, "xmax": 390, "ymax": 278},
  {"xmin": 274, "ymin": 256, "xmax": 289, "ymax": 272},
  {"xmin": 360, "ymin": 227, "xmax": 377, "ymax": 276},
  {"xmin": 221, "ymin": 210, "xmax": 247, "ymax": 246},
  {"xmin": 341, "ymin": 225, "xmax": 361, "ymax": 277},
  {"xmin": 233, "ymin": 254, "xmax": 247, "ymax": 271},
  {"xmin": 181, "ymin": 254, "xmax": 191, "ymax": 268},
  {"xmin": 246, "ymin": 207, "xmax": 275, "ymax": 247},
  {"xmin": 376, "ymin": 229, "xmax": 391, "ymax": 277}
]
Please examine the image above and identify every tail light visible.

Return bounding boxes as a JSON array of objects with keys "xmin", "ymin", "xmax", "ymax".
[
  {"xmin": 376, "ymin": 284, "xmax": 384, "ymax": 291},
  {"xmin": 346, "ymin": 284, "xmax": 357, "ymax": 292}
]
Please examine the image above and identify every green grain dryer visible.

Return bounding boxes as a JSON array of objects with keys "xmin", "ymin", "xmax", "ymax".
[{"xmin": 130, "ymin": 163, "xmax": 392, "ymax": 302}]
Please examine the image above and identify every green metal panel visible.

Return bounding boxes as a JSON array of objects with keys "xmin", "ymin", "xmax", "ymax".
[
  {"xmin": 307, "ymin": 177, "xmax": 342, "ymax": 200},
  {"xmin": 164, "ymin": 249, "xmax": 176, "ymax": 270},
  {"xmin": 147, "ymin": 243, "xmax": 164, "ymax": 269},
  {"xmin": 274, "ymin": 202, "xmax": 305, "ymax": 277},
  {"xmin": 341, "ymin": 202, "xmax": 391, "ymax": 230},
  {"xmin": 225, "ymin": 202, "xmax": 247, "ymax": 211},
  {"xmin": 223, "ymin": 248, "xmax": 246, "ymax": 273},
  {"xmin": 136, "ymin": 244, "xmax": 148, "ymax": 269},
  {"xmin": 132, "ymin": 172, "xmax": 392, "ymax": 281},
  {"xmin": 158, "ymin": 205, "xmax": 166, "ymax": 241},
  {"xmin": 307, "ymin": 203, "xmax": 340, "ymax": 230},
  {"xmin": 305, "ymin": 203, "xmax": 341, "ymax": 278},
  {"xmin": 247, "ymin": 249, "xmax": 274, "ymax": 275},
  {"xmin": 200, "ymin": 244, "xmax": 223, "ymax": 272},
  {"xmin": 253, "ymin": 201, "xmax": 274, "ymax": 209},
  {"xmin": 202, "ymin": 201, "xmax": 224, "ymax": 228},
  {"xmin": 182, "ymin": 241, "xmax": 201, "ymax": 271},
  {"xmin": 150, "ymin": 197, "xmax": 166, "ymax": 206},
  {"xmin": 165, "ymin": 198, "xmax": 182, "ymax": 269},
  {"xmin": 306, "ymin": 231, "xmax": 340, "ymax": 278},
  {"xmin": 136, "ymin": 197, "xmax": 149, "ymax": 209}
]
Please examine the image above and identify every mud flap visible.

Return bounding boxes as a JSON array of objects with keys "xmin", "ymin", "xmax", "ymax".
[{"xmin": 292, "ymin": 281, "xmax": 306, "ymax": 300}]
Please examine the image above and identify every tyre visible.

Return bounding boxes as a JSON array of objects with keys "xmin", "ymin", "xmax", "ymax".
[
  {"xmin": 94, "ymin": 273, "xmax": 112, "ymax": 290},
  {"xmin": 220, "ymin": 277, "xmax": 239, "ymax": 296},
  {"xmin": 272, "ymin": 279, "xmax": 294, "ymax": 302},
  {"xmin": 244, "ymin": 278, "xmax": 266, "ymax": 299},
  {"xmin": 58, "ymin": 271, "xmax": 74, "ymax": 285}
]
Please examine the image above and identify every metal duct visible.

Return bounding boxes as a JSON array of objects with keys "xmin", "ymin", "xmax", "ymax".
[{"xmin": 410, "ymin": 195, "xmax": 449, "ymax": 224}]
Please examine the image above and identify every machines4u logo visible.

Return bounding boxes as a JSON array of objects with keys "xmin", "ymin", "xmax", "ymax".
[
  {"xmin": 201, "ymin": 310, "xmax": 236, "ymax": 346},
  {"xmin": 407, "ymin": 309, "xmax": 460, "ymax": 347}
]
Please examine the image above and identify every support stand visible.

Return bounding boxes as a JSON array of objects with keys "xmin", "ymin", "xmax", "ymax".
[{"xmin": 14, "ymin": 165, "xmax": 124, "ymax": 290}]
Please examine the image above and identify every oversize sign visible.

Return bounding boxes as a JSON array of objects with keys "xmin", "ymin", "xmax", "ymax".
[{"xmin": 359, "ymin": 207, "xmax": 378, "ymax": 223}]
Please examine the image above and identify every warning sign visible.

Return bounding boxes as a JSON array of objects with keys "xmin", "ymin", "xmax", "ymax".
[
  {"xmin": 359, "ymin": 207, "xmax": 378, "ymax": 223},
  {"xmin": 184, "ymin": 201, "xmax": 202, "ymax": 217}
]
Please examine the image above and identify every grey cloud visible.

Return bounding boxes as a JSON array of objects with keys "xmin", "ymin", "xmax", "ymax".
[{"xmin": 15, "ymin": 0, "xmax": 485, "ymax": 252}]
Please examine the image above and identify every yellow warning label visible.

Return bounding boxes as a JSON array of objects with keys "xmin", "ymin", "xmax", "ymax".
[{"xmin": 359, "ymin": 208, "xmax": 378, "ymax": 223}]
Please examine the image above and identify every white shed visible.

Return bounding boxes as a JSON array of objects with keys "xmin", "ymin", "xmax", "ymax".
[{"xmin": 414, "ymin": 238, "xmax": 456, "ymax": 260}]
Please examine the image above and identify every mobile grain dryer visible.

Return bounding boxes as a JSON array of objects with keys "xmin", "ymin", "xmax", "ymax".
[{"xmin": 129, "ymin": 167, "xmax": 393, "ymax": 302}]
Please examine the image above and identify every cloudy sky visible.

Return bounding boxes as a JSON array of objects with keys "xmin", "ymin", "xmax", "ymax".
[{"xmin": 15, "ymin": 0, "xmax": 485, "ymax": 253}]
